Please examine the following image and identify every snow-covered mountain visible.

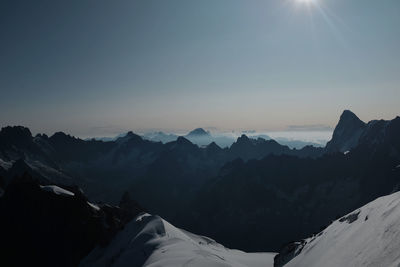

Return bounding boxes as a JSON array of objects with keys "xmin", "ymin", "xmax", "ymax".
[
  {"xmin": 0, "ymin": 174, "xmax": 276, "ymax": 267},
  {"xmin": 1, "ymin": 110, "xmax": 399, "ymax": 256},
  {"xmin": 276, "ymin": 190, "xmax": 400, "ymax": 267},
  {"xmin": 5, "ymin": 172, "xmax": 400, "ymax": 267},
  {"xmin": 81, "ymin": 213, "xmax": 276, "ymax": 267}
]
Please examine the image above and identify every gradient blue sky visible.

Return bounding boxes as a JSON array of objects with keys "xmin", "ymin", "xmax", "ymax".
[{"xmin": 1, "ymin": 0, "xmax": 399, "ymax": 137}]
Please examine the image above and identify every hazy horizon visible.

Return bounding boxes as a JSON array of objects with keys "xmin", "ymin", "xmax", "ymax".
[
  {"xmin": 2, "ymin": 108, "xmax": 398, "ymax": 141},
  {"xmin": 1, "ymin": 0, "xmax": 399, "ymax": 137}
]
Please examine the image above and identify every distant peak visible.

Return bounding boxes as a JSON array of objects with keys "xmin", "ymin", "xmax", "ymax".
[
  {"xmin": 124, "ymin": 131, "xmax": 142, "ymax": 141},
  {"xmin": 340, "ymin": 110, "xmax": 363, "ymax": 123},
  {"xmin": 325, "ymin": 110, "xmax": 367, "ymax": 153},
  {"xmin": 187, "ymin": 128, "xmax": 210, "ymax": 137},
  {"xmin": 338, "ymin": 110, "xmax": 367, "ymax": 127},
  {"xmin": 115, "ymin": 131, "xmax": 142, "ymax": 144},
  {"xmin": 336, "ymin": 110, "xmax": 366, "ymax": 130},
  {"xmin": 51, "ymin": 131, "xmax": 68, "ymax": 138},
  {"xmin": 237, "ymin": 134, "xmax": 250, "ymax": 142},
  {"xmin": 126, "ymin": 131, "xmax": 136, "ymax": 137},
  {"xmin": 49, "ymin": 132, "xmax": 78, "ymax": 142}
]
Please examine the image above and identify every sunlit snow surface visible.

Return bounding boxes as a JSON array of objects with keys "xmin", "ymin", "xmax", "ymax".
[
  {"xmin": 81, "ymin": 213, "xmax": 276, "ymax": 267},
  {"xmin": 286, "ymin": 191, "xmax": 400, "ymax": 267},
  {"xmin": 39, "ymin": 185, "xmax": 75, "ymax": 197},
  {"xmin": 87, "ymin": 201, "xmax": 100, "ymax": 211}
]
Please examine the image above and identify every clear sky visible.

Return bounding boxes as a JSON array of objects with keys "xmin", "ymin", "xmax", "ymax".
[{"xmin": 1, "ymin": 0, "xmax": 399, "ymax": 137}]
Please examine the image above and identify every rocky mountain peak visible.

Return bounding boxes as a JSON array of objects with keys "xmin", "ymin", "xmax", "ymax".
[
  {"xmin": 0, "ymin": 126, "xmax": 33, "ymax": 147},
  {"xmin": 325, "ymin": 110, "xmax": 366, "ymax": 153}
]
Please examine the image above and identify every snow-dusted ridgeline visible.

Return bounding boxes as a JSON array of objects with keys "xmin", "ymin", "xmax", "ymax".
[
  {"xmin": 81, "ymin": 213, "xmax": 276, "ymax": 267},
  {"xmin": 284, "ymin": 191, "xmax": 400, "ymax": 267},
  {"xmin": 39, "ymin": 185, "xmax": 75, "ymax": 197}
]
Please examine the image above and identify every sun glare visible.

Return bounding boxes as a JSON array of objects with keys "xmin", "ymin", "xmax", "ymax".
[{"xmin": 297, "ymin": 0, "xmax": 315, "ymax": 4}]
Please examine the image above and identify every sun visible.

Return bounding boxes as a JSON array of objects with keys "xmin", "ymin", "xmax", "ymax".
[{"xmin": 294, "ymin": 0, "xmax": 317, "ymax": 7}]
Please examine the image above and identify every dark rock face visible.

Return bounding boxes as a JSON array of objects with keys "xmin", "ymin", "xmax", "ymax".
[
  {"xmin": 339, "ymin": 210, "xmax": 360, "ymax": 223},
  {"xmin": 182, "ymin": 154, "xmax": 355, "ymax": 251},
  {"xmin": 3, "ymin": 159, "xmax": 49, "ymax": 185},
  {"xmin": 359, "ymin": 117, "xmax": 400, "ymax": 152},
  {"xmin": 0, "ymin": 126, "xmax": 42, "ymax": 161},
  {"xmin": 0, "ymin": 126, "xmax": 33, "ymax": 149},
  {"xmin": 0, "ymin": 173, "xmax": 4, "ymax": 195},
  {"xmin": 295, "ymin": 145, "xmax": 324, "ymax": 158},
  {"xmin": 325, "ymin": 110, "xmax": 366, "ymax": 153},
  {"xmin": 119, "ymin": 191, "xmax": 144, "ymax": 222},
  {"xmin": 0, "ymin": 173, "xmax": 142, "ymax": 267},
  {"xmin": 229, "ymin": 135, "xmax": 291, "ymax": 161},
  {"xmin": 181, "ymin": 118, "xmax": 400, "ymax": 251},
  {"xmin": 324, "ymin": 111, "xmax": 399, "ymax": 158},
  {"xmin": 0, "ymin": 165, "xmax": 6, "ymax": 184},
  {"xmin": 274, "ymin": 240, "xmax": 306, "ymax": 267},
  {"xmin": 48, "ymin": 131, "xmax": 116, "ymax": 162}
]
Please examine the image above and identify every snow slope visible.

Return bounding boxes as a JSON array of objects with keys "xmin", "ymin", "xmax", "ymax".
[
  {"xmin": 80, "ymin": 213, "xmax": 276, "ymax": 267},
  {"xmin": 39, "ymin": 185, "xmax": 75, "ymax": 197},
  {"xmin": 285, "ymin": 191, "xmax": 400, "ymax": 267}
]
